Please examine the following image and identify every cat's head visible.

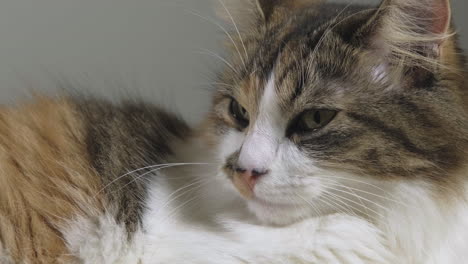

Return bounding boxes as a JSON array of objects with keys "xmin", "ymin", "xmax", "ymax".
[{"xmin": 202, "ymin": 0, "xmax": 468, "ymax": 225}]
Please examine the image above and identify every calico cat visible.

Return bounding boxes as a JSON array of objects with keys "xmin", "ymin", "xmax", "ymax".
[{"xmin": 0, "ymin": 0, "xmax": 467, "ymax": 263}]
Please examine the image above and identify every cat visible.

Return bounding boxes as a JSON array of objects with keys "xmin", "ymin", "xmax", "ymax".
[{"xmin": 0, "ymin": 0, "xmax": 467, "ymax": 263}]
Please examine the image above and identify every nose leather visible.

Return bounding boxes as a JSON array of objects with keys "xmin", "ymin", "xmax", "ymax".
[
  {"xmin": 232, "ymin": 168, "xmax": 268, "ymax": 199},
  {"xmin": 236, "ymin": 168, "xmax": 268, "ymax": 190}
]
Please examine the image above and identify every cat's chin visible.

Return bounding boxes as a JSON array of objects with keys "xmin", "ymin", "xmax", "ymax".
[{"xmin": 246, "ymin": 198, "xmax": 314, "ymax": 226}]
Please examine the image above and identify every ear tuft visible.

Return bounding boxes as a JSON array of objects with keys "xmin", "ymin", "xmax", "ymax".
[
  {"xmin": 364, "ymin": 0, "xmax": 452, "ymax": 68},
  {"xmin": 256, "ymin": 0, "xmax": 279, "ymax": 21},
  {"xmin": 256, "ymin": 0, "xmax": 323, "ymax": 21},
  {"xmin": 379, "ymin": 0, "xmax": 451, "ymax": 39}
]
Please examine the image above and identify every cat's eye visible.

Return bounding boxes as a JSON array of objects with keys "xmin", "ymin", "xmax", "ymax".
[
  {"xmin": 295, "ymin": 109, "xmax": 337, "ymax": 132},
  {"xmin": 229, "ymin": 99, "xmax": 249, "ymax": 128}
]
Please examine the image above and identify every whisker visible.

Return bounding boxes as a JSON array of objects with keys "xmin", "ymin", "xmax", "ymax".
[
  {"xmin": 197, "ymin": 49, "xmax": 241, "ymax": 76},
  {"xmin": 341, "ymin": 183, "xmax": 369, "ymax": 215},
  {"xmin": 163, "ymin": 195, "xmax": 200, "ymax": 224},
  {"xmin": 217, "ymin": 0, "xmax": 248, "ymax": 67},
  {"xmin": 325, "ymin": 188, "xmax": 375, "ymax": 219},
  {"xmin": 157, "ymin": 178, "xmax": 211, "ymax": 214},
  {"xmin": 115, "ymin": 164, "xmax": 175, "ymax": 193},
  {"xmin": 300, "ymin": 173, "xmax": 399, "ymax": 200},
  {"xmin": 199, "ymin": 81, "xmax": 236, "ymax": 88},
  {"xmin": 94, "ymin": 163, "xmax": 212, "ymax": 197},
  {"xmin": 322, "ymin": 189, "xmax": 365, "ymax": 218},
  {"xmin": 161, "ymin": 180, "xmax": 210, "ymax": 224},
  {"xmin": 116, "ymin": 162, "xmax": 213, "ymax": 194},
  {"xmin": 322, "ymin": 185, "xmax": 387, "ymax": 219},
  {"xmin": 187, "ymin": 9, "xmax": 245, "ymax": 73},
  {"xmin": 294, "ymin": 192, "xmax": 323, "ymax": 217},
  {"xmin": 323, "ymin": 190, "xmax": 379, "ymax": 220},
  {"xmin": 319, "ymin": 192, "xmax": 358, "ymax": 216},
  {"xmin": 313, "ymin": 176, "xmax": 406, "ymax": 207}
]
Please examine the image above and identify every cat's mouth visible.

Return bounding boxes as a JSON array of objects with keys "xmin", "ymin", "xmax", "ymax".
[
  {"xmin": 250, "ymin": 197, "xmax": 296, "ymax": 209},
  {"xmin": 246, "ymin": 196, "xmax": 311, "ymax": 226},
  {"xmin": 223, "ymin": 166, "xmax": 311, "ymax": 225},
  {"xmin": 226, "ymin": 171, "xmax": 298, "ymax": 207}
]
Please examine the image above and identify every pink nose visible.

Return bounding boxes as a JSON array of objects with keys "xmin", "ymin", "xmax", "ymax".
[{"xmin": 236, "ymin": 168, "xmax": 268, "ymax": 187}]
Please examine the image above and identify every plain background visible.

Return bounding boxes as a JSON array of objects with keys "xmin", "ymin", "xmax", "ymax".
[{"xmin": 0, "ymin": 0, "xmax": 466, "ymax": 123}]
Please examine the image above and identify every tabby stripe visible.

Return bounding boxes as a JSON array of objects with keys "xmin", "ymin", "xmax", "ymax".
[
  {"xmin": 242, "ymin": 14, "xmax": 324, "ymax": 80},
  {"xmin": 392, "ymin": 96, "xmax": 439, "ymax": 129},
  {"xmin": 346, "ymin": 112, "xmax": 429, "ymax": 157},
  {"xmin": 301, "ymin": 130, "xmax": 361, "ymax": 152}
]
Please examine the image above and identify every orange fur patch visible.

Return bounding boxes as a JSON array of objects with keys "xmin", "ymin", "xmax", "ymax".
[{"xmin": 0, "ymin": 98, "xmax": 104, "ymax": 263}]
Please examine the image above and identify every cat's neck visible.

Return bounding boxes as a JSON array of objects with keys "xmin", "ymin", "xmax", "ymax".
[{"xmin": 376, "ymin": 167, "xmax": 468, "ymax": 262}]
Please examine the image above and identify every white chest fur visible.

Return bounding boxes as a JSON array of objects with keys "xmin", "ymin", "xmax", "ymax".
[{"xmin": 63, "ymin": 169, "xmax": 468, "ymax": 264}]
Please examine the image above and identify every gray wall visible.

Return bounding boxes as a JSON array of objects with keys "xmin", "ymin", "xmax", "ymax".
[{"xmin": 0, "ymin": 0, "xmax": 466, "ymax": 122}]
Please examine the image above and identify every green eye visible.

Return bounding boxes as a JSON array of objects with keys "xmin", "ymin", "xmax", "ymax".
[
  {"xmin": 229, "ymin": 99, "xmax": 249, "ymax": 128},
  {"xmin": 296, "ymin": 109, "xmax": 337, "ymax": 132}
]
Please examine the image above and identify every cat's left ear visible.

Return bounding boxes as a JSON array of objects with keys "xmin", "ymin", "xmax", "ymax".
[
  {"xmin": 215, "ymin": 0, "xmax": 320, "ymax": 28},
  {"xmin": 254, "ymin": 0, "xmax": 320, "ymax": 22},
  {"xmin": 359, "ymin": 0, "xmax": 451, "ymax": 62}
]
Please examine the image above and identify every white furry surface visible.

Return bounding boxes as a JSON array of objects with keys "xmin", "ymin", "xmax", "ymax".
[
  {"xmin": 381, "ymin": 180, "xmax": 468, "ymax": 263},
  {"xmin": 63, "ymin": 151, "xmax": 395, "ymax": 264},
  {"xmin": 62, "ymin": 145, "xmax": 468, "ymax": 264},
  {"xmin": 63, "ymin": 214, "xmax": 145, "ymax": 264},
  {"xmin": 63, "ymin": 174, "xmax": 468, "ymax": 263},
  {"xmin": 65, "ymin": 202, "xmax": 394, "ymax": 264}
]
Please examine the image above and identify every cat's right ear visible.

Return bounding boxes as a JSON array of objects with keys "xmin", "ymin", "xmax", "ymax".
[{"xmin": 357, "ymin": 0, "xmax": 452, "ymax": 66}]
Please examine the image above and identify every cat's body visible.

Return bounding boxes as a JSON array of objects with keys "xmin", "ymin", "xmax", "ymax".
[
  {"xmin": 0, "ymin": 98, "xmax": 392, "ymax": 264},
  {"xmin": 1, "ymin": 0, "xmax": 467, "ymax": 263}
]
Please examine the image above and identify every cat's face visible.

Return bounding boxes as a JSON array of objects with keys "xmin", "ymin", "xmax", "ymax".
[{"xmin": 203, "ymin": 0, "xmax": 467, "ymax": 225}]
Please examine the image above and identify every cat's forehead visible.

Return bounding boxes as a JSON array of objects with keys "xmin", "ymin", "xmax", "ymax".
[
  {"xmin": 223, "ymin": 4, "xmax": 375, "ymax": 114},
  {"xmin": 238, "ymin": 4, "xmax": 372, "ymax": 74},
  {"xmin": 230, "ymin": 39, "xmax": 363, "ymax": 117}
]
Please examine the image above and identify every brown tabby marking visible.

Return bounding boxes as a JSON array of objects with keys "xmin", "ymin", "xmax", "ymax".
[
  {"xmin": 77, "ymin": 98, "xmax": 191, "ymax": 233},
  {"xmin": 0, "ymin": 98, "xmax": 103, "ymax": 263}
]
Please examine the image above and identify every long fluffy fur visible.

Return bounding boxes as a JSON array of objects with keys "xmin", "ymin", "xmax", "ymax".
[
  {"xmin": 0, "ymin": 98, "xmax": 105, "ymax": 263},
  {"xmin": 371, "ymin": 0, "xmax": 455, "ymax": 70},
  {"xmin": 0, "ymin": 0, "xmax": 467, "ymax": 263}
]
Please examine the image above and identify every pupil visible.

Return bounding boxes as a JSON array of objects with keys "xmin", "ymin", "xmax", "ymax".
[{"xmin": 314, "ymin": 111, "xmax": 321, "ymax": 124}]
